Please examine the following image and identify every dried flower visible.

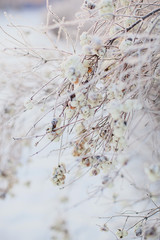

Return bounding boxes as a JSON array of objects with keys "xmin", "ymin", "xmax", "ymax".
[{"xmin": 52, "ymin": 164, "xmax": 66, "ymax": 186}]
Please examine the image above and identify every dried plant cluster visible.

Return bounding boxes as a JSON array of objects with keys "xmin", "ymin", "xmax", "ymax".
[{"xmin": 0, "ymin": 0, "xmax": 160, "ymax": 239}]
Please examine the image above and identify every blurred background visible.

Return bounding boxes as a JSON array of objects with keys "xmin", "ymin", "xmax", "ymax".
[{"xmin": 0, "ymin": 0, "xmax": 46, "ymax": 8}]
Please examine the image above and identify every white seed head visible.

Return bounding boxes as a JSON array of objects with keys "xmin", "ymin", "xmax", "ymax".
[
  {"xmin": 116, "ymin": 229, "xmax": 128, "ymax": 238},
  {"xmin": 62, "ymin": 55, "xmax": 87, "ymax": 82},
  {"xmin": 80, "ymin": 32, "xmax": 91, "ymax": 46}
]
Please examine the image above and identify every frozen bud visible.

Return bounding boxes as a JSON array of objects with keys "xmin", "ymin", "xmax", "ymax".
[
  {"xmin": 64, "ymin": 107, "xmax": 75, "ymax": 119},
  {"xmin": 119, "ymin": 38, "xmax": 133, "ymax": 52},
  {"xmin": 80, "ymin": 32, "xmax": 91, "ymax": 46},
  {"xmin": 24, "ymin": 98, "xmax": 34, "ymax": 110},
  {"xmin": 145, "ymin": 164, "xmax": 160, "ymax": 182},
  {"xmin": 116, "ymin": 229, "xmax": 128, "ymax": 239}
]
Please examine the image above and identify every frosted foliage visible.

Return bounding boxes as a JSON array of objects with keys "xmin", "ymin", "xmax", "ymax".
[{"xmin": 0, "ymin": 0, "xmax": 160, "ymax": 239}]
